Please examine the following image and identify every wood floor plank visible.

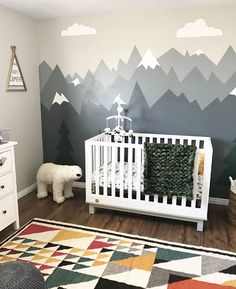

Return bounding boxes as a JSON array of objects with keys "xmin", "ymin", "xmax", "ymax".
[{"xmin": 0, "ymin": 189, "xmax": 235, "ymax": 253}]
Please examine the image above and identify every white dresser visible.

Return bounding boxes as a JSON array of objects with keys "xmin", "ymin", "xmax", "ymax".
[{"xmin": 0, "ymin": 142, "xmax": 19, "ymax": 231}]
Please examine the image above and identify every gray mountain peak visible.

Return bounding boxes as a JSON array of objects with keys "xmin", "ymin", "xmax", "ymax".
[
  {"xmin": 39, "ymin": 61, "xmax": 52, "ymax": 92},
  {"xmin": 215, "ymin": 45, "xmax": 236, "ymax": 83}
]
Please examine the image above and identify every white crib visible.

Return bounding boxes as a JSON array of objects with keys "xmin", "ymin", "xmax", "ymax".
[{"xmin": 85, "ymin": 132, "xmax": 213, "ymax": 231}]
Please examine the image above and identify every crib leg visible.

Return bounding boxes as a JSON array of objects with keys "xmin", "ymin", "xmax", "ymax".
[
  {"xmin": 89, "ymin": 205, "xmax": 96, "ymax": 215},
  {"xmin": 197, "ymin": 221, "xmax": 204, "ymax": 232}
]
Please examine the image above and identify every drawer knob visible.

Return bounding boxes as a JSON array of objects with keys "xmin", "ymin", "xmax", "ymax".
[
  {"xmin": 0, "ymin": 185, "xmax": 4, "ymax": 189},
  {"xmin": 2, "ymin": 210, "xmax": 7, "ymax": 214}
]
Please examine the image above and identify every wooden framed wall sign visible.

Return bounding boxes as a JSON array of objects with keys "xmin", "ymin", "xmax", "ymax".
[{"xmin": 6, "ymin": 46, "xmax": 27, "ymax": 91}]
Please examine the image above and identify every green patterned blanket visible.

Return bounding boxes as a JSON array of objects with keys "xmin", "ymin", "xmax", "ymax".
[{"xmin": 144, "ymin": 143, "xmax": 196, "ymax": 199}]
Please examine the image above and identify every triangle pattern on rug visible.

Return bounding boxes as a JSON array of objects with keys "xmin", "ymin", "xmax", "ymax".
[
  {"xmin": 19, "ymin": 224, "xmax": 59, "ymax": 236},
  {"xmin": 88, "ymin": 240, "xmax": 116, "ymax": 250},
  {"xmin": 45, "ymin": 267, "xmax": 98, "ymax": 288},
  {"xmin": 1, "ymin": 219, "xmax": 236, "ymax": 289},
  {"xmin": 201, "ymin": 255, "xmax": 236, "ymax": 275},
  {"xmin": 111, "ymin": 253, "xmax": 156, "ymax": 271},
  {"xmin": 155, "ymin": 256, "xmax": 202, "ymax": 276}
]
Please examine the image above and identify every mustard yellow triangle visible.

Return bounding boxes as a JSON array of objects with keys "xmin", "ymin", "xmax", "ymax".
[
  {"xmin": 111, "ymin": 253, "xmax": 156, "ymax": 271},
  {"xmin": 83, "ymin": 250, "xmax": 97, "ymax": 257},
  {"xmin": 39, "ymin": 248, "xmax": 53, "ymax": 255},
  {"xmin": 0, "ymin": 255, "xmax": 15, "ymax": 262},
  {"xmin": 32, "ymin": 255, "xmax": 47, "ymax": 261},
  {"xmin": 119, "ymin": 240, "xmax": 131, "ymax": 245},
  {"xmin": 16, "ymin": 244, "xmax": 30, "ymax": 250},
  {"xmin": 97, "ymin": 253, "xmax": 110, "ymax": 259},
  {"xmin": 92, "ymin": 260, "xmax": 107, "ymax": 266},
  {"xmin": 5, "ymin": 242, "xmax": 17, "ymax": 248},
  {"xmin": 51, "ymin": 230, "xmax": 93, "ymax": 242},
  {"xmin": 70, "ymin": 248, "xmax": 84, "ymax": 254},
  {"xmin": 45, "ymin": 257, "xmax": 61, "ymax": 264},
  {"xmin": 34, "ymin": 241, "xmax": 47, "ymax": 246}
]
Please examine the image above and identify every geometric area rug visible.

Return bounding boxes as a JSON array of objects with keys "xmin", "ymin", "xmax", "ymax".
[{"xmin": 0, "ymin": 219, "xmax": 236, "ymax": 289}]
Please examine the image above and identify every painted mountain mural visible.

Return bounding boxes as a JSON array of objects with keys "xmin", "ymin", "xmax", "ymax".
[{"xmin": 40, "ymin": 46, "xmax": 236, "ymax": 198}]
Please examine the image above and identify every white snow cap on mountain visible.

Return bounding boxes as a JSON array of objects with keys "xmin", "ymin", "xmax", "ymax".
[
  {"xmin": 193, "ymin": 49, "xmax": 204, "ymax": 56},
  {"xmin": 71, "ymin": 77, "xmax": 80, "ymax": 86},
  {"xmin": 229, "ymin": 87, "xmax": 236, "ymax": 96},
  {"xmin": 52, "ymin": 92, "xmax": 69, "ymax": 105},
  {"xmin": 138, "ymin": 49, "xmax": 160, "ymax": 69}
]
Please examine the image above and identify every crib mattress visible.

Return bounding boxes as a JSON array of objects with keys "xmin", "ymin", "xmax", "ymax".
[{"xmin": 92, "ymin": 162, "xmax": 203, "ymax": 198}]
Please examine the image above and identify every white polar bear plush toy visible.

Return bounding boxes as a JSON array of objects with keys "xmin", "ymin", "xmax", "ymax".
[{"xmin": 37, "ymin": 163, "xmax": 82, "ymax": 204}]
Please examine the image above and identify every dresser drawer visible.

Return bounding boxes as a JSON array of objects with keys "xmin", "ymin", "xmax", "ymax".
[
  {"xmin": 0, "ymin": 150, "xmax": 12, "ymax": 175},
  {"xmin": 0, "ymin": 193, "xmax": 16, "ymax": 228},
  {"xmin": 0, "ymin": 173, "xmax": 13, "ymax": 198}
]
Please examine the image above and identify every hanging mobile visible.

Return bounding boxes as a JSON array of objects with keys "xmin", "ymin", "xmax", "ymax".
[{"xmin": 104, "ymin": 94, "xmax": 133, "ymax": 142}]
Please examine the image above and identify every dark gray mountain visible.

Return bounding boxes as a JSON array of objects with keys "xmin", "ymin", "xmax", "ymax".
[
  {"xmin": 116, "ymin": 46, "xmax": 142, "ymax": 80},
  {"xmin": 127, "ymin": 82, "xmax": 150, "ymax": 132},
  {"xmin": 215, "ymin": 46, "xmax": 236, "ymax": 84},
  {"xmin": 41, "ymin": 65, "xmax": 84, "ymax": 114},
  {"xmin": 39, "ymin": 61, "xmax": 52, "ymax": 92},
  {"xmin": 41, "ymin": 65, "xmax": 68, "ymax": 110}
]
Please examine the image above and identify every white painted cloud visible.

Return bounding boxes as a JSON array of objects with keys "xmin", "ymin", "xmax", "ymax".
[
  {"xmin": 61, "ymin": 23, "xmax": 96, "ymax": 36},
  {"xmin": 176, "ymin": 19, "xmax": 223, "ymax": 38}
]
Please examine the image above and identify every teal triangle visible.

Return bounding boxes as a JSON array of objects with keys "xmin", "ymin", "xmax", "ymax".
[
  {"xmin": 11, "ymin": 237, "xmax": 24, "ymax": 242},
  {"xmin": 78, "ymin": 257, "xmax": 93, "ymax": 263},
  {"xmin": 45, "ymin": 268, "xmax": 98, "ymax": 288},
  {"xmin": 73, "ymin": 263, "xmax": 89, "ymax": 270},
  {"xmin": 26, "ymin": 246, "xmax": 40, "ymax": 252},
  {"xmin": 156, "ymin": 248, "xmax": 197, "ymax": 261},
  {"xmin": 20, "ymin": 252, "xmax": 35, "ymax": 258},
  {"xmin": 22, "ymin": 238, "xmax": 35, "ymax": 244},
  {"xmin": 110, "ymin": 251, "xmax": 137, "ymax": 261}
]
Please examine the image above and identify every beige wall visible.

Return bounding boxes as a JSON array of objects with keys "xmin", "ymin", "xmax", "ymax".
[
  {"xmin": 38, "ymin": 5, "xmax": 236, "ymax": 77},
  {"xmin": 0, "ymin": 4, "xmax": 43, "ymax": 192}
]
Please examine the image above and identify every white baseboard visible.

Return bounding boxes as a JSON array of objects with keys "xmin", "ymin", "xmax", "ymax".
[
  {"xmin": 17, "ymin": 181, "xmax": 229, "ymax": 206},
  {"xmin": 18, "ymin": 183, "xmax": 37, "ymax": 199}
]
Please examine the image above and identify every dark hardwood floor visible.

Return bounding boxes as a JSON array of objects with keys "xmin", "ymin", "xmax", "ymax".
[{"xmin": 1, "ymin": 189, "xmax": 236, "ymax": 252}]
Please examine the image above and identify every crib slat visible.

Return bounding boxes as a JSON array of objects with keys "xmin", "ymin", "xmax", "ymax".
[
  {"xmin": 182, "ymin": 196, "xmax": 187, "ymax": 207},
  {"xmin": 111, "ymin": 146, "xmax": 116, "ymax": 197},
  {"xmin": 103, "ymin": 146, "xmax": 108, "ymax": 196},
  {"xmin": 128, "ymin": 145, "xmax": 133, "ymax": 200},
  {"xmin": 172, "ymin": 196, "xmax": 177, "ymax": 206},
  {"xmin": 95, "ymin": 145, "xmax": 100, "ymax": 195},
  {"xmin": 120, "ymin": 146, "xmax": 125, "ymax": 198},
  {"xmin": 191, "ymin": 198, "xmax": 196, "ymax": 208},
  {"xmin": 136, "ymin": 147, "xmax": 141, "ymax": 200},
  {"xmin": 163, "ymin": 196, "xmax": 167, "ymax": 205}
]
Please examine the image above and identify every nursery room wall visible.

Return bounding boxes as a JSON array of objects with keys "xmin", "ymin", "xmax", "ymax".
[
  {"xmin": 37, "ymin": 3, "xmax": 236, "ymax": 199},
  {"xmin": 0, "ymin": 4, "xmax": 43, "ymax": 193}
]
